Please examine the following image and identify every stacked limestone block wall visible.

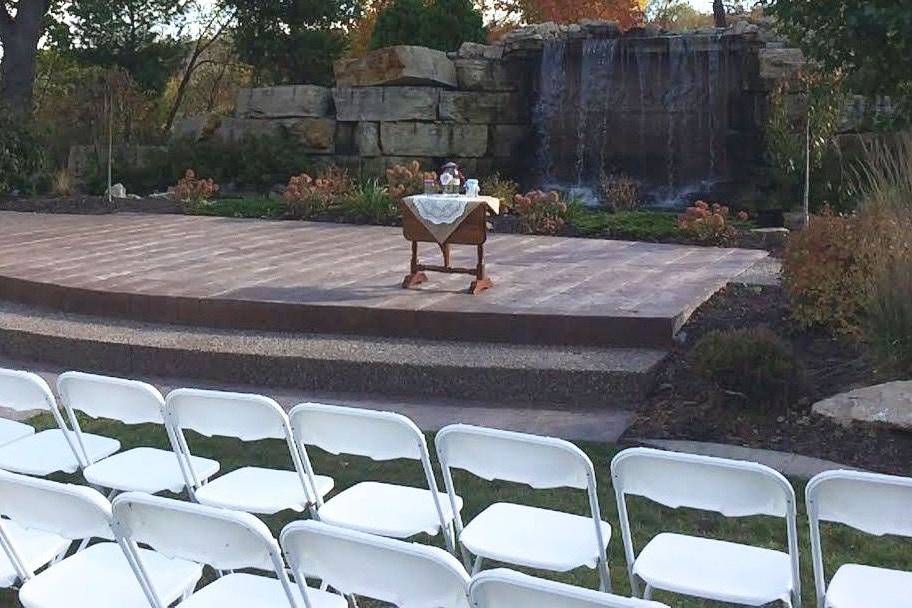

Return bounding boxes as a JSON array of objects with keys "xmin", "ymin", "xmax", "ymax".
[
  {"xmin": 166, "ymin": 22, "xmax": 820, "ymax": 196},
  {"xmin": 173, "ymin": 44, "xmax": 536, "ymax": 180}
]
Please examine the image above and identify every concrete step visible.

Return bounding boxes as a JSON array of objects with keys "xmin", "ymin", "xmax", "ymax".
[
  {"xmin": 1, "ymin": 357, "xmax": 635, "ymax": 443},
  {"xmin": 0, "ymin": 300, "xmax": 666, "ymax": 409}
]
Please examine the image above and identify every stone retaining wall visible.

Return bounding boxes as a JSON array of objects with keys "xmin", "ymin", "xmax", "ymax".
[
  {"xmin": 169, "ymin": 25, "xmax": 810, "ymax": 186},
  {"xmin": 173, "ymin": 43, "xmax": 535, "ymax": 179}
]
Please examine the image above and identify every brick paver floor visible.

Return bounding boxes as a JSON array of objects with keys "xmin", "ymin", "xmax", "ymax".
[{"xmin": 0, "ymin": 211, "xmax": 764, "ymax": 314}]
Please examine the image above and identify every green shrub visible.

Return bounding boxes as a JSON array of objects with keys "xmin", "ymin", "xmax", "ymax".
[
  {"xmin": 513, "ymin": 190, "xmax": 568, "ymax": 235},
  {"xmin": 784, "ymin": 202, "xmax": 912, "ymax": 335},
  {"xmin": 342, "ymin": 179, "xmax": 398, "ymax": 224},
  {"xmin": 853, "ymin": 131, "xmax": 912, "ymax": 214},
  {"xmin": 690, "ymin": 327, "xmax": 803, "ymax": 407},
  {"xmin": 865, "ymin": 258, "xmax": 912, "ymax": 374},
  {"xmin": 197, "ymin": 197, "xmax": 288, "ymax": 219},
  {"xmin": 598, "ymin": 171, "xmax": 641, "ymax": 212},
  {"xmin": 165, "ymin": 134, "xmax": 314, "ymax": 194},
  {"xmin": 480, "ymin": 173, "xmax": 518, "ymax": 212},
  {"xmin": 0, "ymin": 113, "xmax": 48, "ymax": 194},
  {"xmin": 370, "ymin": 0, "xmax": 486, "ymax": 52},
  {"xmin": 567, "ymin": 208, "xmax": 681, "ymax": 241}
]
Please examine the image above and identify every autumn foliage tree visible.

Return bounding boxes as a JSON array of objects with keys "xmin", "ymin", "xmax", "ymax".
[{"xmin": 507, "ymin": 0, "xmax": 647, "ymax": 29}]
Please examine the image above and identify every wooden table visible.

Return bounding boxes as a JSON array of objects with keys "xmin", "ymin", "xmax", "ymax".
[{"xmin": 400, "ymin": 196, "xmax": 499, "ymax": 295}]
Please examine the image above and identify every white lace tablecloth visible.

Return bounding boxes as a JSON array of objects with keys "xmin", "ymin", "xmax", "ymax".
[{"xmin": 402, "ymin": 195, "xmax": 500, "ymax": 244}]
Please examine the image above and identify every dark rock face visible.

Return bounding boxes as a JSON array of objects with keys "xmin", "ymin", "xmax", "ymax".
[{"xmin": 531, "ymin": 34, "xmax": 769, "ymax": 205}]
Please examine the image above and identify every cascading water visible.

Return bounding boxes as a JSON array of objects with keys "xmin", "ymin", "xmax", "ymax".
[
  {"xmin": 533, "ymin": 32, "xmax": 748, "ymax": 208},
  {"xmin": 533, "ymin": 39, "xmax": 569, "ymax": 184}
]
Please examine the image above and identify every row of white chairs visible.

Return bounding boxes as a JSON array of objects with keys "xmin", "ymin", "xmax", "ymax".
[
  {"xmin": 0, "ymin": 471, "xmax": 669, "ymax": 608},
  {"xmin": 0, "ymin": 368, "xmax": 911, "ymax": 607}
]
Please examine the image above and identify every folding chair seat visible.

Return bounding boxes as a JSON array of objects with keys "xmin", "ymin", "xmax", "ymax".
[
  {"xmin": 806, "ymin": 469, "xmax": 912, "ymax": 608},
  {"xmin": 435, "ymin": 424, "xmax": 611, "ymax": 591},
  {"xmin": 470, "ymin": 569, "xmax": 671, "ymax": 608},
  {"xmin": 113, "ymin": 492, "xmax": 345, "ymax": 608},
  {"xmin": 611, "ymin": 447, "xmax": 800, "ymax": 607},
  {"xmin": 290, "ymin": 403, "xmax": 460, "ymax": 549},
  {"xmin": 281, "ymin": 519, "xmax": 471, "ymax": 608},
  {"xmin": 165, "ymin": 389, "xmax": 333, "ymax": 515},
  {"xmin": 0, "ymin": 521, "xmax": 69, "ymax": 588},
  {"xmin": 57, "ymin": 372, "xmax": 219, "ymax": 495},
  {"xmin": 0, "ymin": 471, "xmax": 202, "ymax": 608},
  {"xmin": 0, "ymin": 417, "xmax": 34, "ymax": 447},
  {"xmin": 0, "ymin": 369, "xmax": 119, "ymax": 477}
]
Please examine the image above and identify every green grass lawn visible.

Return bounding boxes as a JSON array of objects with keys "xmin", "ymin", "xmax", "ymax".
[{"xmin": 2, "ymin": 414, "xmax": 909, "ymax": 607}]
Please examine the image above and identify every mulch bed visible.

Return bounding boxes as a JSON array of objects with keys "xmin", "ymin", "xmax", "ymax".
[
  {"xmin": 623, "ymin": 284, "xmax": 912, "ymax": 476},
  {"xmin": 0, "ymin": 195, "xmax": 179, "ymax": 215}
]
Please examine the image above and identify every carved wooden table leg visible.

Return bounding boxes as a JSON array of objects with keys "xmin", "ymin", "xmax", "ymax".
[
  {"xmin": 402, "ymin": 240, "xmax": 428, "ymax": 288},
  {"xmin": 468, "ymin": 243, "xmax": 493, "ymax": 294}
]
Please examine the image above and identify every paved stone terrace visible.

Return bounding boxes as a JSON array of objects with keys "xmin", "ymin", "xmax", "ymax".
[{"xmin": 0, "ymin": 212, "xmax": 766, "ymax": 347}]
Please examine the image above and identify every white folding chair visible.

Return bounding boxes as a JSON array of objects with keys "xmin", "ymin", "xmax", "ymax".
[
  {"xmin": 57, "ymin": 372, "xmax": 220, "ymax": 495},
  {"xmin": 165, "ymin": 388, "xmax": 333, "ymax": 515},
  {"xmin": 806, "ymin": 469, "xmax": 912, "ymax": 608},
  {"xmin": 611, "ymin": 447, "xmax": 801, "ymax": 607},
  {"xmin": 470, "ymin": 569, "xmax": 671, "ymax": 608},
  {"xmin": 281, "ymin": 519, "xmax": 471, "ymax": 608},
  {"xmin": 0, "ymin": 470, "xmax": 202, "ymax": 608},
  {"xmin": 290, "ymin": 402, "xmax": 461, "ymax": 551},
  {"xmin": 113, "ymin": 492, "xmax": 346, "ymax": 608},
  {"xmin": 0, "ymin": 368, "xmax": 119, "ymax": 477},
  {"xmin": 435, "ymin": 424, "xmax": 611, "ymax": 591},
  {"xmin": 0, "ymin": 374, "xmax": 35, "ymax": 446}
]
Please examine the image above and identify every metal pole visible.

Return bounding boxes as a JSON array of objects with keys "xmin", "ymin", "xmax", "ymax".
[{"xmin": 803, "ymin": 99, "xmax": 811, "ymax": 228}]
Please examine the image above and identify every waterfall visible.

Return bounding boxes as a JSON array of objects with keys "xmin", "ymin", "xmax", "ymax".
[
  {"xmin": 576, "ymin": 38, "xmax": 618, "ymax": 188},
  {"xmin": 533, "ymin": 33, "xmax": 748, "ymax": 207},
  {"xmin": 534, "ymin": 39, "xmax": 568, "ymax": 183}
]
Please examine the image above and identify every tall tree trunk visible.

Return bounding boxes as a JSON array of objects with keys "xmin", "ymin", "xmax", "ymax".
[
  {"xmin": 0, "ymin": 0, "xmax": 50, "ymax": 117},
  {"xmin": 712, "ymin": 0, "xmax": 726, "ymax": 28}
]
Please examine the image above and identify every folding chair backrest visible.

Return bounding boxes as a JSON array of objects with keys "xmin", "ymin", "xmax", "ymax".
[
  {"xmin": 807, "ymin": 470, "xmax": 912, "ymax": 538},
  {"xmin": 0, "ymin": 470, "xmax": 113, "ymax": 540},
  {"xmin": 290, "ymin": 403, "xmax": 425, "ymax": 461},
  {"xmin": 436, "ymin": 424, "xmax": 593, "ymax": 490},
  {"xmin": 611, "ymin": 448, "xmax": 793, "ymax": 517},
  {"xmin": 282, "ymin": 520, "xmax": 471, "ymax": 608},
  {"xmin": 113, "ymin": 492, "xmax": 282, "ymax": 572},
  {"xmin": 470, "ymin": 570, "xmax": 670, "ymax": 608},
  {"xmin": 0, "ymin": 369, "xmax": 56, "ymax": 413},
  {"xmin": 57, "ymin": 372, "xmax": 164, "ymax": 425},
  {"xmin": 165, "ymin": 388, "xmax": 288, "ymax": 441}
]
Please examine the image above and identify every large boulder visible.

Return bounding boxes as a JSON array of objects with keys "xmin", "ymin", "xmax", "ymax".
[
  {"xmin": 455, "ymin": 42, "xmax": 504, "ymax": 60},
  {"xmin": 334, "ymin": 46, "xmax": 457, "ymax": 88},
  {"xmin": 759, "ymin": 47, "xmax": 805, "ymax": 81},
  {"xmin": 333, "ymin": 87, "xmax": 439, "ymax": 122},
  {"xmin": 355, "ymin": 122, "xmax": 381, "ymax": 156},
  {"xmin": 379, "ymin": 122, "xmax": 488, "ymax": 157},
  {"xmin": 171, "ymin": 113, "xmax": 222, "ymax": 141},
  {"xmin": 214, "ymin": 117, "xmax": 335, "ymax": 153},
  {"xmin": 812, "ymin": 381, "xmax": 912, "ymax": 430},
  {"xmin": 235, "ymin": 86, "xmax": 332, "ymax": 119},
  {"xmin": 491, "ymin": 125, "xmax": 527, "ymax": 158},
  {"xmin": 289, "ymin": 118, "xmax": 336, "ymax": 151},
  {"xmin": 454, "ymin": 58, "xmax": 518, "ymax": 91},
  {"xmin": 439, "ymin": 91, "xmax": 525, "ymax": 123}
]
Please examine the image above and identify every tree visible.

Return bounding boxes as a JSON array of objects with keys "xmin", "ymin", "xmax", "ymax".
[
  {"xmin": 0, "ymin": 0, "xmax": 52, "ymax": 114},
  {"xmin": 227, "ymin": 0, "xmax": 360, "ymax": 86},
  {"xmin": 516, "ymin": 0, "xmax": 646, "ymax": 30},
  {"xmin": 712, "ymin": 0, "xmax": 725, "ymax": 27},
  {"xmin": 762, "ymin": 0, "xmax": 912, "ymax": 106},
  {"xmin": 370, "ymin": 0, "xmax": 485, "ymax": 52},
  {"xmin": 163, "ymin": 4, "xmax": 236, "ymax": 131},
  {"xmin": 63, "ymin": 0, "xmax": 191, "ymax": 94}
]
